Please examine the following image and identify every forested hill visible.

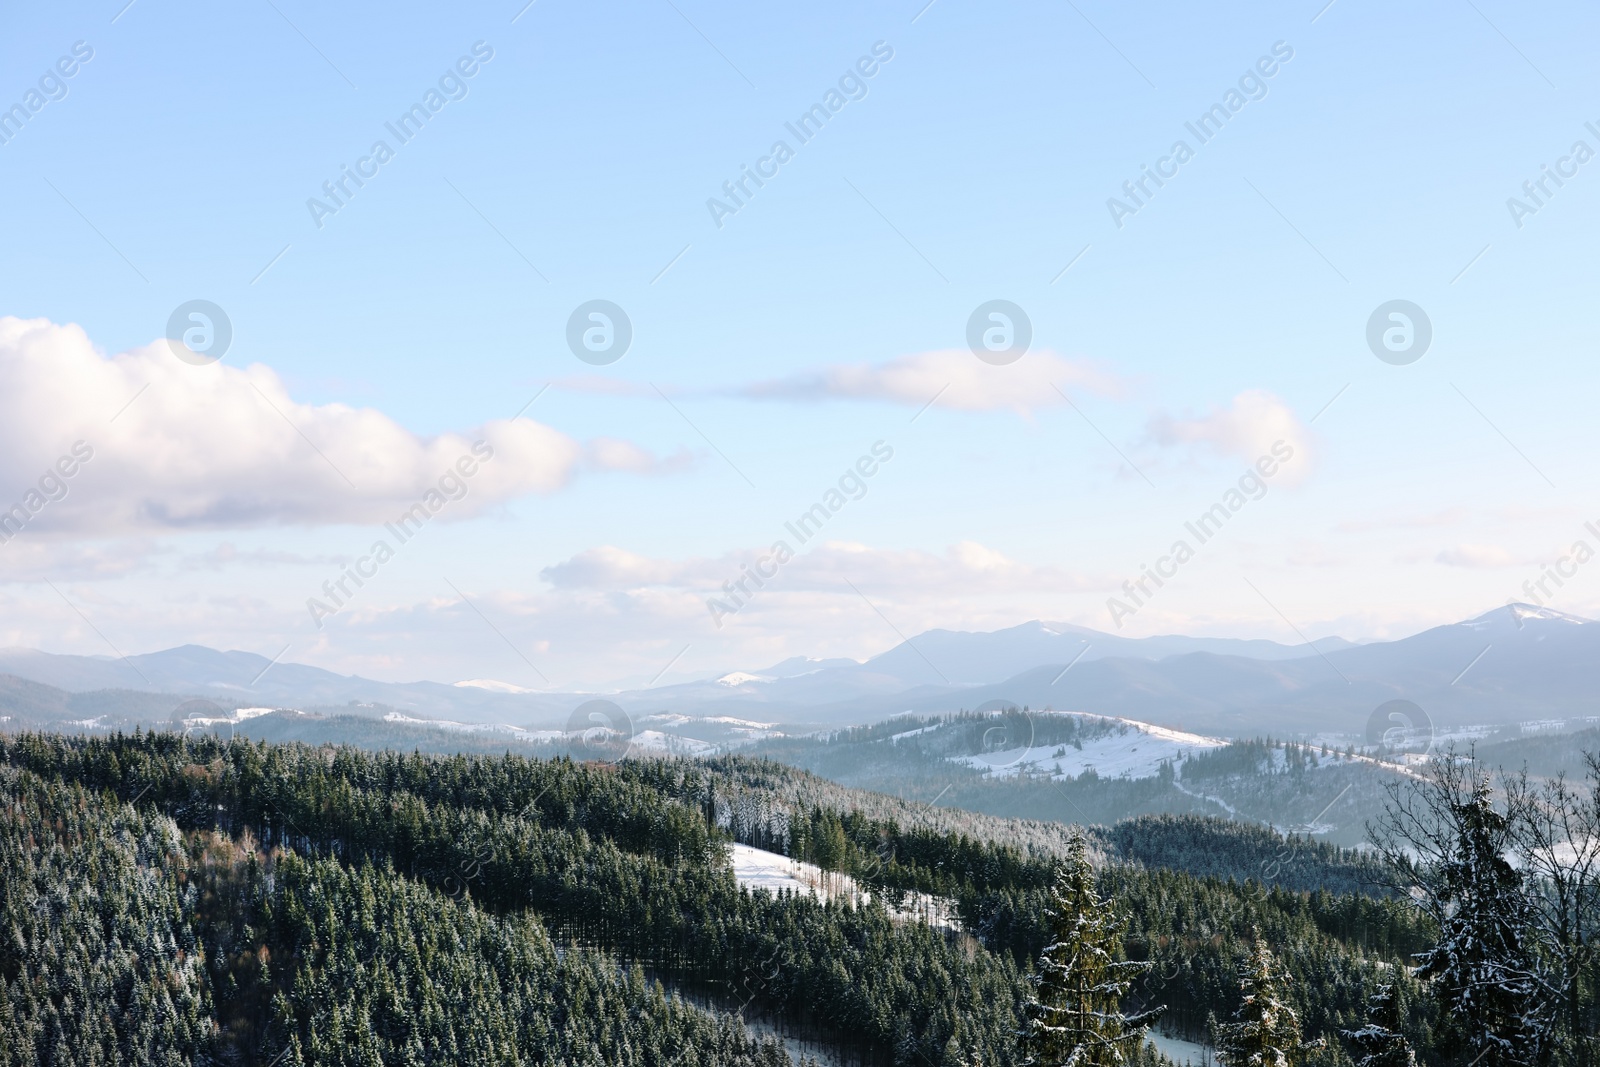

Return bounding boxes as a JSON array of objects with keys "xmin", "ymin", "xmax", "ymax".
[
  {"xmin": 0, "ymin": 768, "xmax": 792, "ymax": 1067},
  {"xmin": 1, "ymin": 732, "xmax": 1434, "ymax": 1067},
  {"xmin": 692, "ymin": 755, "xmax": 1394, "ymax": 899}
]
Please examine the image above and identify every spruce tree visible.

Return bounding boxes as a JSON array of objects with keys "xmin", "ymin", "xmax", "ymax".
[
  {"xmin": 1411, "ymin": 778, "xmax": 1544, "ymax": 1067},
  {"xmin": 1213, "ymin": 930, "xmax": 1317, "ymax": 1067},
  {"xmin": 1024, "ymin": 832, "xmax": 1163, "ymax": 1067},
  {"xmin": 1341, "ymin": 984, "xmax": 1414, "ymax": 1067}
]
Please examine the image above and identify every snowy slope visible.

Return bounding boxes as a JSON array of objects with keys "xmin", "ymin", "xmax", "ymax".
[
  {"xmin": 728, "ymin": 843, "xmax": 958, "ymax": 930},
  {"xmin": 383, "ymin": 711, "xmax": 563, "ymax": 742},
  {"xmin": 1147, "ymin": 1032, "xmax": 1211, "ymax": 1066},
  {"xmin": 953, "ymin": 715, "xmax": 1227, "ymax": 780},
  {"xmin": 728, "ymin": 843, "xmax": 821, "ymax": 897}
]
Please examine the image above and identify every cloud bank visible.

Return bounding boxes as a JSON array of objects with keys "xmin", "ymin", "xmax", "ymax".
[{"xmin": 0, "ymin": 317, "xmax": 672, "ymax": 535}]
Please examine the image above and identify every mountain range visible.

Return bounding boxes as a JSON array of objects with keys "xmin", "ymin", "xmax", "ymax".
[{"xmin": 1, "ymin": 603, "xmax": 1596, "ymax": 738}]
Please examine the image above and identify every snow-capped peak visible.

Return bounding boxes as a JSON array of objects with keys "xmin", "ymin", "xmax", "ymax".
[
  {"xmin": 454, "ymin": 678, "xmax": 538, "ymax": 694},
  {"xmin": 716, "ymin": 671, "xmax": 769, "ymax": 687},
  {"xmin": 1460, "ymin": 603, "xmax": 1592, "ymax": 631},
  {"xmin": 1506, "ymin": 603, "xmax": 1588, "ymax": 624}
]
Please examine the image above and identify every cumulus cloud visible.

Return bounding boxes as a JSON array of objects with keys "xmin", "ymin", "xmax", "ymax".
[
  {"xmin": 0, "ymin": 317, "xmax": 675, "ymax": 534},
  {"xmin": 740, "ymin": 350, "xmax": 1122, "ymax": 413},
  {"xmin": 1145, "ymin": 389, "xmax": 1314, "ymax": 485}
]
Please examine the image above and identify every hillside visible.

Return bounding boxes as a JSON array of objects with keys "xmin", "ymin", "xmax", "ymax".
[{"xmin": 1, "ymin": 729, "xmax": 1456, "ymax": 1066}]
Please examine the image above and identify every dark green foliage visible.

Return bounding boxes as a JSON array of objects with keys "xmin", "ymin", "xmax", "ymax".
[
  {"xmin": 1213, "ymin": 932, "xmax": 1316, "ymax": 1067},
  {"xmin": 0, "ymin": 730, "xmax": 1514, "ymax": 1067},
  {"xmin": 0, "ymin": 768, "xmax": 214, "ymax": 1066},
  {"xmin": 1024, "ymin": 834, "xmax": 1162, "ymax": 1067},
  {"xmin": 680, "ymin": 759, "xmax": 1434, "ymax": 1053},
  {"xmin": 0, "ymin": 764, "xmax": 795, "ymax": 1067},
  {"xmin": 1182, "ymin": 742, "xmax": 1276, "ymax": 783},
  {"xmin": 1102, "ymin": 816, "xmax": 1392, "ymax": 898},
  {"xmin": 1341, "ymin": 985, "xmax": 1416, "ymax": 1067},
  {"xmin": 0, "ymin": 732, "xmax": 1028, "ymax": 1066},
  {"xmin": 1411, "ymin": 781, "xmax": 1547, "ymax": 1067}
]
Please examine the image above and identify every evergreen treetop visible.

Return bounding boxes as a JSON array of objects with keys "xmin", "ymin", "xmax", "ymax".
[{"xmin": 1025, "ymin": 832, "xmax": 1164, "ymax": 1067}]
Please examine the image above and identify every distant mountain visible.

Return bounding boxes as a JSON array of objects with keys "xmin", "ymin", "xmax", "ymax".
[
  {"xmin": 0, "ymin": 644, "xmax": 576, "ymax": 721},
  {"xmin": 852, "ymin": 619, "xmax": 1358, "ymax": 688},
  {"xmin": 756, "ymin": 656, "xmax": 860, "ymax": 678},
  {"xmin": 1, "ymin": 605, "xmax": 1595, "ymax": 736},
  {"xmin": 0, "ymin": 673, "xmax": 201, "ymax": 726},
  {"xmin": 879, "ymin": 604, "xmax": 1600, "ymax": 735},
  {"xmin": 618, "ymin": 605, "xmax": 1600, "ymax": 734},
  {"xmin": 630, "ymin": 621, "xmax": 1360, "ymax": 723}
]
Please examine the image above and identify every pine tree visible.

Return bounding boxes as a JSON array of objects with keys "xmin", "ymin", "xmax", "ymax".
[
  {"xmin": 1024, "ymin": 832, "xmax": 1164, "ymax": 1067},
  {"xmin": 1213, "ymin": 930, "xmax": 1317, "ymax": 1067},
  {"xmin": 1340, "ymin": 984, "xmax": 1414, "ymax": 1067}
]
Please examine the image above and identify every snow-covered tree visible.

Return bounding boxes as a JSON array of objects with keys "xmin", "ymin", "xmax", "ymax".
[
  {"xmin": 1213, "ymin": 929, "xmax": 1318, "ymax": 1067},
  {"xmin": 1504, "ymin": 758, "xmax": 1600, "ymax": 1067},
  {"xmin": 1340, "ymin": 983, "xmax": 1414, "ymax": 1067},
  {"xmin": 1388, "ymin": 767, "xmax": 1549, "ymax": 1067},
  {"xmin": 1024, "ymin": 832, "xmax": 1164, "ymax": 1067}
]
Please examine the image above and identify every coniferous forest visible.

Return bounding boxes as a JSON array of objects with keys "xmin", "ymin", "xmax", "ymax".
[{"xmin": 1, "ymin": 731, "xmax": 1595, "ymax": 1067}]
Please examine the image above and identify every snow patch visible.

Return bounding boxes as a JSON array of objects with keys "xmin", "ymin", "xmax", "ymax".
[
  {"xmin": 716, "ymin": 671, "xmax": 770, "ymax": 687},
  {"xmin": 454, "ymin": 678, "xmax": 538, "ymax": 694},
  {"xmin": 729, "ymin": 843, "xmax": 819, "ymax": 897},
  {"xmin": 381, "ymin": 712, "xmax": 563, "ymax": 742},
  {"xmin": 955, "ymin": 716, "xmax": 1226, "ymax": 781},
  {"xmin": 628, "ymin": 730, "xmax": 716, "ymax": 756},
  {"xmin": 1509, "ymin": 603, "xmax": 1588, "ymax": 624},
  {"xmin": 728, "ymin": 843, "xmax": 959, "ymax": 930},
  {"xmin": 1148, "ymin": 1031, "xmax": 1211, "ymax": 1066}
]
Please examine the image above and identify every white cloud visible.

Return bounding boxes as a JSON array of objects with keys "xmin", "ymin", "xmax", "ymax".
[
  {"xmin": 741, "ymin": 349, "xmax": 1122, "ymax": 413},
  {"xmin": 1146, "ymin": 389, "xmax": 1314, "ymax": 485},
  {"xmin": 583, "ymin": 438, "xmax": 694, "ymax": 475},
  {"xmin": 0, "ymin": 539, "xmax": 160, "ymax": 582},
  {"xmin": 1436, "ymin": 544, "xmax": 1523, "ymax": 568},
  {"xmin": 540, "ymin": 545, "xmax": 703, "ymax": 589},
  {"xmin": 1337, "ymin": 508, "xmax": 1470, "ymax": 534},
  {"xmin": 342, "ymin": 540, "xmax": 1103, "ymax": 686},
  {"xmin": 540, "ymin": 540, "xmax": 1100, "ymax": 596},
  {"xmin": 180, "ymin": 542, "xmax": 352, "ymax": 571},
  {"xmin": 0, "ymin": 317, "xmax": 673, "ymax": 535}
]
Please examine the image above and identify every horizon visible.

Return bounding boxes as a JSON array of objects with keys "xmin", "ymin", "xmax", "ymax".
[{"xmin": 2, "ymin": 598, "xmax": 1584, "ymax": 693}]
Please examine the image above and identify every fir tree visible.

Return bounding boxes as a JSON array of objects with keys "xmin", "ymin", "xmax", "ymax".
[
  {"xmin": 1411, "ymin": 778, "xmax": 1546, "ymax": 1067},
  {"xmin": 1213, "ymin": 930, "xmax": 1318, "ymax": 1067},
  {"xmin": 1024, "ymin": 832, "xmax": 1164, "ymax": 1067},
  {"xmin": 1340, "ymin": 984, "xmax": 1414, "ymax": 1067}
]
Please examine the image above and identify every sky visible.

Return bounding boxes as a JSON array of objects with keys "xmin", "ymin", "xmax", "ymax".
[{"xmin": 2, "ymin": 0, "xmax": 1599, "ymax": 690}]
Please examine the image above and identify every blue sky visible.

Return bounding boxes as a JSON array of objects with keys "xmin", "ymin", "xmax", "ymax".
[{"xmin": 2, "ymin": 0, "xmax": 1598, "ymax": 689}]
